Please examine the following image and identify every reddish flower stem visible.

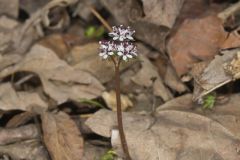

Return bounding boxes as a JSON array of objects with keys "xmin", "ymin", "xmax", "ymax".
[{"xmin": 114, "ymin": 62, "xmax": 132, "ymax": 160}]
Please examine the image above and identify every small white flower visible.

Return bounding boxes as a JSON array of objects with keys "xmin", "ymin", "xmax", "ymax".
[
  {"xmin": 99, "ymin": 25, "xmax": 137, "ymax": 61},
  {"xmin": 122, "ymin": 55, "xmax": 127, "ymax": 61},
  {"xmin": 109, "ymin": 25, "xmax": 135, "ymax": 41}
]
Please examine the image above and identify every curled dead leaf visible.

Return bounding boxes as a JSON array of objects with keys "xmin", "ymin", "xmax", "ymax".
[{"xmin": 191, "ymin": 49, "xmax": 239, "ymax": 100}]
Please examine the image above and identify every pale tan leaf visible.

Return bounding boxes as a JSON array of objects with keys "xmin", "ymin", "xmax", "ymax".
[
  {"xmin": 86, "ymin": 108, "xmax": 240, "ymax": 160},
  {"xmin": 191, "ymin": 49, "xmax": 238, "ymax": 100},
  {"xmin": 131, "ymin": 55, "xmax": 173, "ymax": 101},
  {"xmin": 0, "ymin": 44, "xmax": 105, "ymax": 104},
  {"xmin": 102, "ymin": 90, "xmax": 133, "ymax": 111},
  {"xmin": 142, "ymin": 0, "xmax": 185, "ymax": 28},
  {"xmin": 0, "ymin": 140, "xmax": 48, "ymax": 160},
  {"xmin": 0, "ymin": 83, "xmax": 47, "ymax": 111},
  {"xmin": 41, "ymin": 111, "xmax": 84, "ymax": 160},
  {"xmin": 0, "ymin": 0, "xmax": 19, "ymax": 18}
]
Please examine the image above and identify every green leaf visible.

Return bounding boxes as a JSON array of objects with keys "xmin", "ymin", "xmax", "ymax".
[
  {"xmin": 202, "ymin": 93, "xmax": 216, "ymax": 109},
  {"xmin": 78, "ymin": 99, "xmax": 105, "ymax": 108},
  {"xmin": 100, "ymin": 150, "xmax": 116, "ymax": 160},
  {"xmin": 85, "ymin": 26, "xmax": 105, "ymax": 39},
  {"xmin": 85, "ymin": 26, "xmax": 96, "ymax": 38}
]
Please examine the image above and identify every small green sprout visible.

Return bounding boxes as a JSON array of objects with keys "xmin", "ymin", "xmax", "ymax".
[
  {"xmin": 202, "ymin": 93, "xmax": 216, "ymax": 109},
  {"xmin": 85, "ymin": 26, "xmax": 105, "ymax": 38},
  {"xmin": 100, "ymin": 149, "xmax": 117, "ymax": 160},
  {"xmin": 78, "ymin": 98, "xmax": 105, "ymax": 108}
]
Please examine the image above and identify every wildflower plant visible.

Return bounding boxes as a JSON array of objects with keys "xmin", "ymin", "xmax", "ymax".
[
  {"xmin": 99, "ymin": 25, "xmax": 137, "ymax": 62},
  {"xmin": 99, "ymin": 25, "xmax": 137, "ymax": 160}
]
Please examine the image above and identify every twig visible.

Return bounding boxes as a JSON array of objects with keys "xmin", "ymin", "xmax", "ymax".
[
  {"xmin": 14, "ymin": 74, "xmax": 35, "ymax": 88},
  {"xmin": 218, "ymin": 1, "xmax": 240, "ymax": 21},
  {"xmin": 89, "ymin": 6, "xmax": 112, "ymax": 32}
]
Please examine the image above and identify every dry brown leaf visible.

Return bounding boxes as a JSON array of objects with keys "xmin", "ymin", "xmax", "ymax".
[
  {"xmin": 6, "ymin": 112, "xmax": 36, "ymax": 128},
  {"xmin": 153, "ymin": 56, "xmax": 188, "ymax": 93},
  {"xmin": 141, "ymin": 0, "xmax": 185, "ymax": 28},
  {"xmin": 20, "ymin": 0, "xmax": 50, "ymax": 14},
  {"xmin": 0, "ymin": 16, "xmax": 20, "ymax": 52},
  {"xmin": 157, "ymin": 93, "xmax": 240, "ymax": 139},
  {"xmin": 41, "ymin": 111, "xmax": 84, "ymax": 160},
  {"xmin": 131, "ymin": 55, "xmax": 173, "ymax": 101},
  {"xmin": 0, "ymin": 140, "xmax": 48, "ymax": 160},
  {"xmin": 0, "ymin": 0, "xmax": 78, "ymax": 55},
  {"xmin": 0, "ymin": 83, "xmax": 47, "ymax": 111},
  {"xmin": 82, "ymin": 142, "xmax": 108, "ymax": 160},
  {"xmin": 39, "ymin": 34, "xmax": 72, "ymax": 62},
  {"xmin": 221, "ymin": 28, "xmax": 240, "ymax": 49},
  {"xmin": 167, "ymin": 15, "xmax": 228, "ymax": 76},
  {"xmin": 86, "ymin": 108, "xmax": 240, "ymax": 160},
  {"xmin": 102, "ymin": 90, "xmax": 133, "ymax": 111},
  {"xmin": 0, "ymin": 124, "xmax": 39, "ymax": 145},
  {"xmin": 0, "ymin": 0, "xmax": 19, "ymax": 18},
  {"xmin": 191, "ymin": 49, "xmax": 238, "ymax": 100},
  {"xmin": 0, "ymin": 15, "xmax": 39, "ymax": 55},
  {"xmin": 0, "ymin": 44, "xmax": 105, "ymax": 104}
]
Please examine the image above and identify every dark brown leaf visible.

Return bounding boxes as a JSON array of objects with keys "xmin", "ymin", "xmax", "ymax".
[{"xmin": 167, "ymin": 16, "xmax": 228, "ymax": 76}]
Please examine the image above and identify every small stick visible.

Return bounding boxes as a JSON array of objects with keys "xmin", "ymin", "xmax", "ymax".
[
  {"xmin": 14, "ymin": 74, "xmax": 35, "ymax": 87},
  {"xmin": 89, "ymin": 6, "xmax": 112, "ymax": 32},
  {"xmin": 218, "ymin": 1, "xmax": 240, "ymax": 21}
]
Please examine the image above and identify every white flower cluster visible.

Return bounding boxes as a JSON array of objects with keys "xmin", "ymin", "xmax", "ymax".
[
  {"xmin": 99, "ymin": 25, "xmax": 137, "ymax": 61},
  {"xmin": 109, "ymin": 25, "xmax": 135, "ymax": 41}
]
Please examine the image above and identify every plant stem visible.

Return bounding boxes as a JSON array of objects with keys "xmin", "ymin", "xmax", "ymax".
[{"xmin": 114, "ymin": 64, "xmax": 132, "ymax": 160}]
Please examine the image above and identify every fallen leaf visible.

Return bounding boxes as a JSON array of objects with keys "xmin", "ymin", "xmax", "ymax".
[
  {"xmin": 141, "ymin": 0, "xmax": 185, "ymax": 28},
  {"xmin": 157, "ymin": 93, "xmax": 240, "ymax": 139},
  {"xmin": 153, "ymin": 56, "xmax": 188, "ymax": 93},
  {"xmin": 0, "ymin": 140, "xmax": 48, "ymax": 160},
  {"xmin": 82, "ymin": 142, "xmax": 108, "ymax": 160},
  {"xmin": 20, "ymin": 0, "xmax": 50, "ymax": 14},
  {"xmin": 41, "ymin": 111, "xmax": 84, "ymax": 160},
  {"xmin": 191, "ymin": 49, "xmax": 238, "ymax": 100},
  {"xmin": 86, "ymin": 108, "xmax": 240, "ymax": 160},
  {"xmin": 6, "ymin": 112, "xmax": 36, "ymax": 128},
  {"xmin": 0, "ymin": 0, "xmax": 19, "ymax": 18},
  {"xmin": 131, "ymin": 55, "xmax": 173, "ymax": 101},
  {"xmin": 102, "ymin": 90, "xmax": 133, "ymax": 111},
  {"xmin": 167, "ymin": 15, "xmax": 228, "ymax": 76},
  {"xmin": 0, "ymin": 0, "xmax": 78, "ymax": 55},
  {"xmin": 0, "ymin": 44, "xmax": 105, "ymax": 104},
  {"xmin": 0, "ymin": 124, "xmax": 39, "ymax": 145},
  {"xmin": 221, "ymin": 28, "xmax": 240, "ymax": 49},
  {"xmin": 39, "ymin": 34, "xmax": 72, "ymax": 62},
  {"xmin": 0, "ymin": 83, "xmax": 47, "ymax": 111}
]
